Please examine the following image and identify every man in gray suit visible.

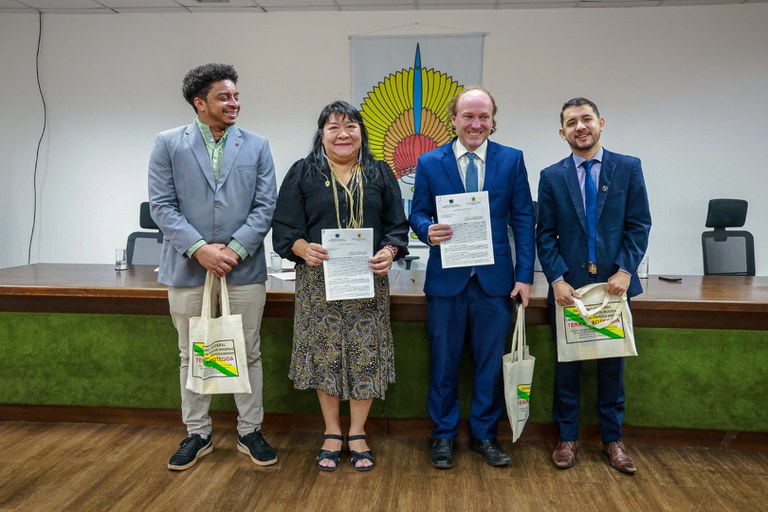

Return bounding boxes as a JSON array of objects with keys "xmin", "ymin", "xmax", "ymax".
[{"xmin": 149, "ymin": 63, "xmax": 277, "ymax": 471}]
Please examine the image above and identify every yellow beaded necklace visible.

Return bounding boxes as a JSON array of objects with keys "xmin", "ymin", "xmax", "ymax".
[{"xmin": 327, "ymin": 159, "xmax": 364, "ymax": 229}]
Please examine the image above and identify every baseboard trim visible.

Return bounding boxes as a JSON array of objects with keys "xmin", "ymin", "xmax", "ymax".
[{"xmin": 1, "ymin": 404, "xmax": 765, "ymax": 452}]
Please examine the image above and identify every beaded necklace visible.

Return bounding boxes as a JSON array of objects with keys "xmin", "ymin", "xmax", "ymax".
[{"xmin": 327, "ymin": 158, "xmax": 364, "ymax": 229}]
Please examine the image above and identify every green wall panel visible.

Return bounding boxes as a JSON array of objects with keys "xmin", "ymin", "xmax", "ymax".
[{"xmin": 1, "ymin": 312, "xmax": 766, "ymax": 432}]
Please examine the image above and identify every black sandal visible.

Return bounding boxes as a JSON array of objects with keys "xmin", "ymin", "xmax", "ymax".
[
  {"xmin": 347, "ymin": 434, "xmax": 375, "ymax": 472},
  {"xmin": 316, "ymin": 434, "xmax": 343, "ymax": 472}
]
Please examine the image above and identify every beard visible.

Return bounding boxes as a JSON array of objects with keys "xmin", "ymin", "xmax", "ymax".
[{"xmin": 568, "ymin": 130, "xmax": 600, "ymax": 152}]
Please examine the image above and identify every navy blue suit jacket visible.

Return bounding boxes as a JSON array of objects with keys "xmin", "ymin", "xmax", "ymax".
[
  {"xmin": 536, "ymin": 149, "xmax": 651, "ymax": 300},
  {"xmin": 410, "ymin": 140, "xmax": 536, "ymax": 298}
]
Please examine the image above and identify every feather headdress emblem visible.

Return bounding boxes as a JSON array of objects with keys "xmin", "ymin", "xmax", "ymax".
[{"xmin": 361, "ymin": 44, "xmax": 463, "ymax": 184}]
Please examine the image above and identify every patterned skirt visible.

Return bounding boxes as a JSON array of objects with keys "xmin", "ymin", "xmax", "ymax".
[{"xmin": 288, "ymin": 263, "xmax": 396, "ymax": 400}]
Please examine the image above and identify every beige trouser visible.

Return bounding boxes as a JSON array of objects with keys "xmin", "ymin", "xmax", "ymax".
[{"xmin": 168, "ymin": 281, "xmax": 266, "ymax": 437}]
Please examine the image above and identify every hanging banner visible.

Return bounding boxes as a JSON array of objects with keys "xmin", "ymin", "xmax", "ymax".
[{"xmin": 351, "ymin": 33, "xmax": 484, "ymax": 243}]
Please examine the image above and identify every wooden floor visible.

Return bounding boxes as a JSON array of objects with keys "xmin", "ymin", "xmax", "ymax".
[{"xmin": 1, "ymin": 422, "xmax": 766, "ymax": 512}]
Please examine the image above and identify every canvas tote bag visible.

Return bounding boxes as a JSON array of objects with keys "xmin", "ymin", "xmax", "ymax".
[
  {"xmin": 555, "ymin": 282, "xmax": 637, "ymax": 362},
  {"xmin": 186, "ymin": 271, "xmax": 252, "ymax": 394},
  {"xmin": 503, "ymin": 304, "xmax": 535, "ymax": 443}
]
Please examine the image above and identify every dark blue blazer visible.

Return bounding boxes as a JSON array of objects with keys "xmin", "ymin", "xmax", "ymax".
[
  {"xmin": 410, "ymin": 140, "xmax": 536, "ymax": 298},
  {"xmin": 536, "ymin": 149, "xmax": 651, "ymax": 300}
]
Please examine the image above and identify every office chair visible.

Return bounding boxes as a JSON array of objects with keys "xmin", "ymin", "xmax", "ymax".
[
  {"xmin": 402, "ymin": 255, "xmax": 420, "ymax": 270},
  {"xmin": 701, "ymin": 198, "xmax": 755, "ymax": 276},
  {"xmin": 126, "ymin": 202, "xmax": 163, "ymax": 265}
]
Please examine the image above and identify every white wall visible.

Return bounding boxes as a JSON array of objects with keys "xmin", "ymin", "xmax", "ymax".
[{"xmin": 1, "ymin": 5, "xmax": 766, "ymax": 275}]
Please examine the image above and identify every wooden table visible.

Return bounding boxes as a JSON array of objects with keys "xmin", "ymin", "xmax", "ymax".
[{"xmin": 1, "ymin": 264, "xmax": 767, "ymax": 329}]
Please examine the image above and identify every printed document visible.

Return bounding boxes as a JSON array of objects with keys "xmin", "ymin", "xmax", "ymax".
[
  {"xmin": 321, "ymin": 228, "xmax": 374, "ymax": 301},
  {"xmin": 436, "ymin": 191, "xmax": 494, "ymax": 269}
]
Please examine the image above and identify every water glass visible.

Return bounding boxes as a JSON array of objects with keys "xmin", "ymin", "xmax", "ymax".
[{"xmin": 115, "ymin": 248, "xmax": 127, "ymax": 271}]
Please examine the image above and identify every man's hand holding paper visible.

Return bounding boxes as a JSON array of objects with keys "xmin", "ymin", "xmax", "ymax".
[{"xmin": 435, "ymin": 191, "xmax": 494, "ymax": 269}]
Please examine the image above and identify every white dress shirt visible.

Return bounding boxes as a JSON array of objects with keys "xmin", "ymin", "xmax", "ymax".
[{"xmin": 453, "ymin": 139, "xmax": 488, "ymax": 191}]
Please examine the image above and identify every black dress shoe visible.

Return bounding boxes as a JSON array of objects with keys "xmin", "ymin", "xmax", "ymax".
[
  {"xmin": 430, "ymin": 438, "xmax": 454, "ymax": 469},
  {"xmin": 470, "ymin": 438, "xmax": 511, "ymax": 467}
]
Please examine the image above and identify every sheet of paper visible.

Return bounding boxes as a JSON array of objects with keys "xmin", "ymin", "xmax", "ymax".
[
  {"xmin": 321, "ymin": 228, "xmax": 374, "ymax": 301},
  {"xmin": 436, "ymin": 191, "xmax": 494, "ymax": 269}
]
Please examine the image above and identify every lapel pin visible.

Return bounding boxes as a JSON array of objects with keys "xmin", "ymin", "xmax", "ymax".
[
  {"xmin": 235, "ymin": 143, "xmax": 240, "ymax": 147},
  {"xmin": 325, "ymin": 180, "xmax": 330, "ymax": 187},
  {"xmin": 602, "ymin": 185, "xmax": 608, "ymax": 192}
]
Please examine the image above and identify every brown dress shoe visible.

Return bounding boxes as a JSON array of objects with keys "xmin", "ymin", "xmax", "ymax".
[
  {"xmin": 601, "ymin": 441, "xmax": 637, "ymax": 474},
  {"xmin": 552, "ymin": 441, "xmax": 578, "ymax": 469}
]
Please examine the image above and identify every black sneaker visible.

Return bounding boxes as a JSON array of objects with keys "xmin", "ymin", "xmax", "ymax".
[
  {"xmin": 237, "ymin": 430, "xmax": 277, "ymax": 466},
  {"xmin": 167, "ymin": 434, "xmax": 213, "ymax": 471}
]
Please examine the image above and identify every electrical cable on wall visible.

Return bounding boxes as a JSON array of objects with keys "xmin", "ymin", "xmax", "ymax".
[{"xmin": 28, "ymin": 12, "xmax": 46, "ymax": 265}]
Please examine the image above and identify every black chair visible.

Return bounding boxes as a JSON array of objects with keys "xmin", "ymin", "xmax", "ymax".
[
  {"xmin": 701, "ymin": 199, "xmax": 755, "ymax": 276},
  {"xmin": 402, "ymin": 255, "xmax": 420, "ymax": 270},
  {"xmin": 126, "ymin": 202, "xmax": 163, "ymax": 265}
]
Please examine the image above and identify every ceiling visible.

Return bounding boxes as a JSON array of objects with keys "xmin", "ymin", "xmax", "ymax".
[{"xmin": 1, "ymin": 0, "xmax": 764, "ymax": 14}]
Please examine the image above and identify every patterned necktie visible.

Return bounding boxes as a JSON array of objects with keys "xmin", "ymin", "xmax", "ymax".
[
  {"xmin": 584, "ymin": 159, "xmax": 597, "ymax": 269},
  {"xmin": 465, "ymin": 153, "xmax": 478, "ymax": 193}
]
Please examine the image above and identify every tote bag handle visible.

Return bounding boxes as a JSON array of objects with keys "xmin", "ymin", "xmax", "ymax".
[
  {"xmin": 572, "ymin": 283, "xmax": 627, "ymax": 330},
  {"xmin": 510, "ymin": 304, "xmax": 526, "ymax": 363},
  {"xmin": 571, "ymin": 282, "xmax": 610, "ymax": 317},
  {"xmin": 200, "ymin": 271, "xmax": 231, "ymax": 319}
]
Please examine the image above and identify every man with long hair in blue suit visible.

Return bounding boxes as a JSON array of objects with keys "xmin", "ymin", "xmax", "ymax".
[
  {"xmin": 410, "ymin": 87, "xmax": 536, "ymax": 469},
  {"xmin": 537, "ymin": 97, "xmax": 651, "ymax": 474}
]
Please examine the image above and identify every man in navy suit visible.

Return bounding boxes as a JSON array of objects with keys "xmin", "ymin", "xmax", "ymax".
[
  {"xmin": 410, "ymin": 87, "xmax": 536, "ymax": 469},
  {"xmin": 149, "ymin": 63, "xmax": 277, "ymax": 471},
  {"xmin": 536, "ymin": 97, "xmax": 651, "ymax": 474}
]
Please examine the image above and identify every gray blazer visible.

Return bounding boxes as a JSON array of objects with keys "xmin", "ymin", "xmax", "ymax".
[{"xmin": 148, "ymin": 122, "xmax": 277, "ymax": 287}]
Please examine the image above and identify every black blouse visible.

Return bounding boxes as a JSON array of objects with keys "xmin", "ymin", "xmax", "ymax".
[{"xmin": 272, "ymin": 157, "xmax": 410, "ymax": 264}]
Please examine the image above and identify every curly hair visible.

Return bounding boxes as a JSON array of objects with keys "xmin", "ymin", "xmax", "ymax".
[
  {"xmin": 309, "ymin": 101, "xmax": 377, "ymax": 173},
  {"xmin": 182, "ymin": 63, "xmax": 238, "ymax": 112}
]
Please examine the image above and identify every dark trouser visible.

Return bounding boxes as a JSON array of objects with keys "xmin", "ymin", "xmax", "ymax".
[
  {"xmin": 551, "ymin": 309, "xmax": 625, "ymax": 442},
  {"xmin": 427, "ymin": 276, "xmax": 513, "ymax": 440}
]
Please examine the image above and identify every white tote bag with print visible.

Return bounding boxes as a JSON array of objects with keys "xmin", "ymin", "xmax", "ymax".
[
  {"xmin": 503, "ymin": 304, "xmax": 535, "ymax": 443},
  {"xmin": 555, "ymin": 282, "xmax": 637, "ymax": 362},
  {"xmin": 186, "ymin": 272, "xmax": 252, "ymax": 394}
]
